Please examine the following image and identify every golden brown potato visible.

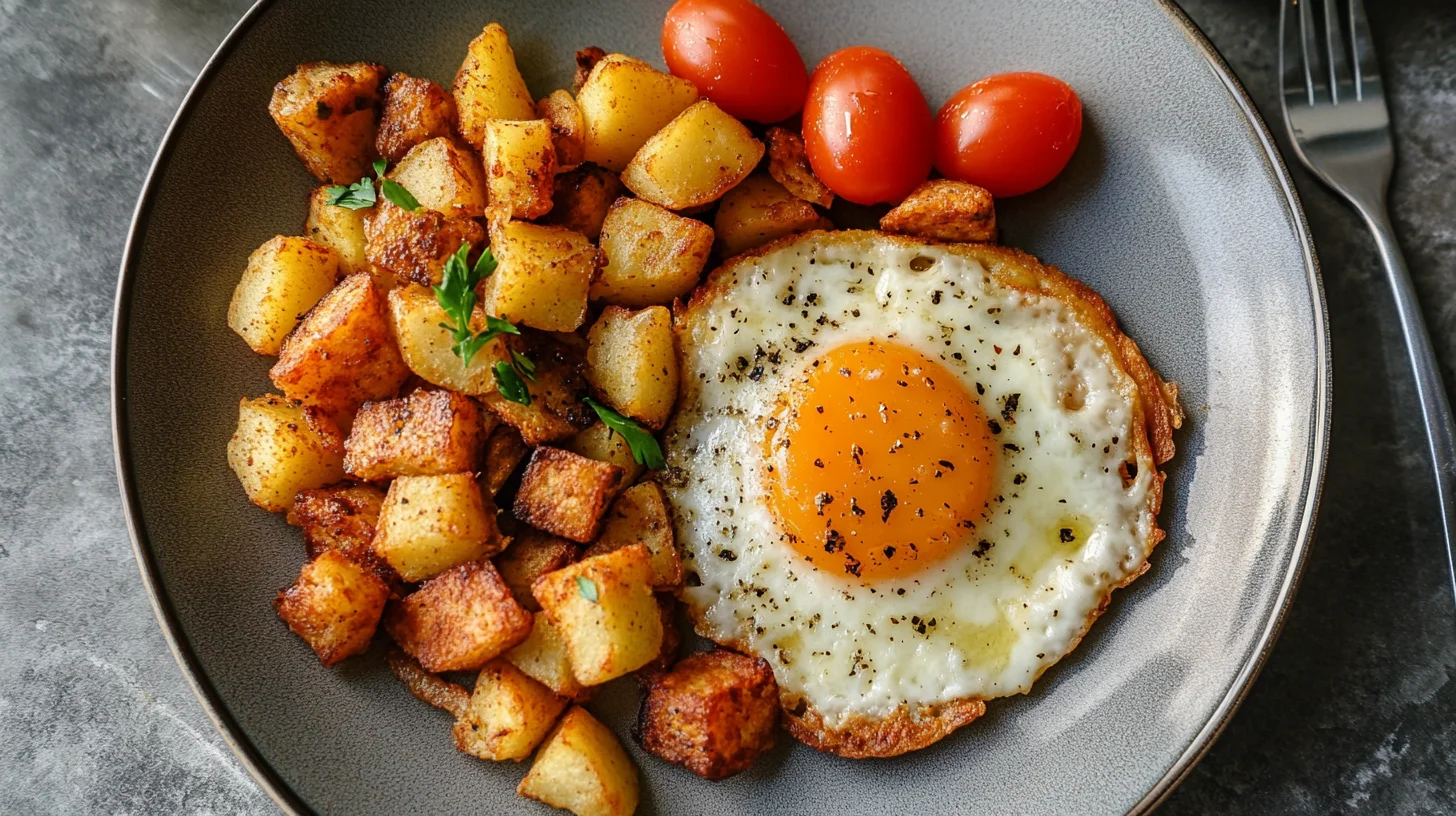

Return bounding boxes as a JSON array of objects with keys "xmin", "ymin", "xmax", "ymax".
[
  {"xmin": 387, "ymin": 648, "xmax": 470, "ymax": 718},
  {"xmin": 621, "ymin": 100, "xmax": 763, "ymax": 210},
  {"xmin": 536, "ymin": 90, "xmax": 586, "ymax": 170},
  {"xmin": 454, "ymin": 660, "xmax": 568, "ymax": 761},
  {"xmin": 636, "ymin": 594, "xmax": 682, "ymax": 679},
  {"xmin": 573, "ymin": 46, "xmax": 607, "ymax": 93},
  {"xmin": 228, "ymin": 395, "xmax": 346, "ymax": 512},
  {"xmin": 638, "ymin": 650, "xmax": 778, "ymax": 780},
  {"xmin": 376, "ymin": 73, "xmax": 457, "ymax": 163},
  {"xmin": 532, "ymin": 543, "xmax": 662, "ymax": 685},
  {"xmin": 452, "ymin": 23, "xmax": 536, "ymax": 149},
  {"xmin": 507, "ymin": 613, "xmax": 590, "ymax": 701},
  {"xmin": 269, "ymin": 61, "xmax": 385, "ymax": 183},
  {"xmin": 275, "ymin": 550, "xmax": 389, "ymax": 666},
  {"xmin": 287, "ymin": 483, "xmax": 398, "ymax": 583},
  {"xmin": 564, "ymin": 423, "xmax": 643, "ymax": 492},
  {"xmin": 592, "ymin": 198, "xmax": 712, "ymax": 307},
  {"xmin": 388, "ymin": 284, "xmax": 510, "ymax": 395},
  {"xmin": 543, "ymin": 166, "xmax": 622, "ymax": 241},
  {"xmin": 585, "ymin": 306, "xmax": 678, "ymax": 429},
  {"xmin": 577, "ymin": 54, "xmax": 699, "ymax": 173},
  {"xmin": 228, "ymin": 236, "xmax": 342, "ymax": 356},
  {"xmin": 714, "ymin": 173, "xmax": 833, "ymax": 257},
  {"xmin": 480, "ymin": 220, "xmax": 599, "ymax": 332},
  {"xmin": 479, "ymin": 424, "xmax": 530, "ymax": 496},
  {"xmin": 518, "ymin": 706, "xmax": 640, "ymax": 816},
  {"xmin": 386, "ymin": 560, "xmax": 532, "ymax": 672},
  {"xmin": 343, "ymin": 389, "xmax": 485, "ymax": 480},
  {"xmin": 363, "ymin": 199, "xmax": 486, "ymax": 287},
  {"xmin": 483, "ymin": 119, "xmax": 556, "ymax": 220},
  {"xmin": 306, "ymin": 188, "xmax": 370, "ymax": 278},
  {"xmin": 480, "ymin": 335, "xmax": 596, "ymax": 445},
  {"xmin": 514, "ymin": 447, "xmax": 625, "ymax": 544},
  {"xmin": 765, "ymin": 126, "xmax": 835, "ymax": 208},
  {"xmin": 878, "ymin": 179, "xmax": 998, "ymax": 243},
  {"xmin": 373, "ymin": 473, "xmax": 503, "ymax": 582},
  {"xmin": 268, "ymin": 273, "xmax": 411, "ymax": 421},
  {"xmin": 495, "ymin": 529, "xmax": 579, "ymax": 612},
  {"xmin": 390, "ymin": 137, "xmax": 488, "ymax": 218},
  {"xmin": 584, "ymin": 482, "xmax": 679, "ymax": 590}
]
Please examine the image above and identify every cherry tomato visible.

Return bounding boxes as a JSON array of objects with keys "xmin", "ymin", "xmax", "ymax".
[
  {"xmin": 934, "ymin": 72, "xmax": 1083, "ymax": 198},
  {"xmin": 662, "ymin": 0, "xmax": 808, "ymax": 124},
  {"xmin": 802, "ymin": 46, "xmax": 933, "ymax": 206}
]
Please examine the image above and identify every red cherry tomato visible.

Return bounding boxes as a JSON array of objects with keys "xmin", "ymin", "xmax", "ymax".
[
  {"xmin": 802, "ymin": 46, "xmax": 933, "ymax": 206},
  {"xmin": 934, "ymin": 72, "xmax": 1083, "ymax": 197},
  {"xmin": 662, "ymin": 0, "xmax": 808, "ymax": 124}
]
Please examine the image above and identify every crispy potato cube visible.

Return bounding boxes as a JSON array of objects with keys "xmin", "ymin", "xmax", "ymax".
[
  {"xmin": 452, "ymin": 23, "xmax": 536, "ymax": 149},
  {"xmin": 766, "ymin": 126, "xmax": 834, "ymax": 208},
  {"xmin": 496, "ymin": 529, "xmax": 579, "ymax": 612},
  {"xmin": 544, "ymin": 166, "xmax": 622, "ymax": 241},
  {"xmin": 228, "ymin": 236, "xmax": 342, "ymax": 356},
  {"xmin": 275, "ymin": 550, "xmax": 389, "ymax": 666},
  {"xmin": 714, "ymin": 173, "xmax": 833, "ymax": 257},
  {"xmin": 622, "ymin": 100, "xmax": 763, "ymax": 210},
  {"xmin": 269, "ymin": 273, "xmax": 411, "ymax": 418},
  {"xmin": 480, "ymin": 336, "xmax": 596, "ymax": 445},
  {"xmin": 585, "ymin": 306, "xmax": 678, "ymax": 429},
  {"xmin": 878, "ymin": 179, "xmax": 998, "ymax": 243},
  {"xmin": 639, "ymin": 650, "xmax": 778, "ymax": 780},
  {"xmin": 363, "ymin": 199, "xmax": 487, "ymax": 287},
  {"xmin": 454, "ymin": 660, "xmax": 568, "ymax": 761},
  {"xmin": 373, "ymin": 474, "xmax": 503, "ymax": 582},
  {"xmin": 592, "ymin": 198, "xmax": 712, "ymax": 307},
  {"xmin": 536, "ymin": 90, "xmax": 586, "ymax": 170},
  {"xmin": 387, "ymin": 284, "xmax": 510, "ymax": 395},
  {"xmin": 480, "ymin": 221, "xmax": 598, "ymax": 332},
  {"xmin": 228, "ymin": 395, "xmax": 345, "ymax": 512},
  {"xmin": 479, "ymin": 425, "xmax": 530, "ymax": 496},
  {"xmin": 288, "ymin": 484, "xmax": 397, "ymax": 582},
  {"xmin": 306, "ymin": 188, "xmax": 370, "ymax": 277},
  {"xmin": 519, "ymin": 706, "xmax": 639, "ymax": 816},
  {"xmin": 577, "ymin": 54, "xmax": 699, "ymax": 173},
  {"xmin": 514, "ymin": 447, "xmax": 625, "ymax": 544},
  {"xmin": 507, "ymin": 614, "xmax": 590, "ymax": 701},
  {"xmin": 584, "ymin": 483, "xmax": 679, "ymax": 590},
  {"xmin": 387, "ymin": 649, "xmax": 470, "ymax": 717},
  {"xmin": 636, "ymin": 594, "xmax": 682, "ymax": 679},
  {"xmin": 483, "ymin": 119, "xmax": 556, "ymax": 219},
  {"xmin": 387, "ymin": 560, "xmax": 532, "ymax": 672},
  {"xmin": 269, "ymin": 61, "xmax": 385, "ymax": 183},
  {"xmin": 573, "ymin": 47, "xmax": 607, "ymax": 93},
  {"xmin": 343, "ymin": 390, "xmax": 485, "ymax": 480},
  {"xmin": 533, "ymin": 544, "xmax": 662, "ymax": 685},
  {"xmin": 564, "ymin": 422, "xmax": 643, "ymax": 491},
  {"xmin": 390, "ymin": 137, "xmax": 488, "ymax": 218},
  {"xmin": 377, "ymin": 73, "xmax": 457, "ymax": 163}
]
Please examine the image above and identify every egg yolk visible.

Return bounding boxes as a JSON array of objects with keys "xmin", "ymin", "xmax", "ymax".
[{"xmin": 762, "ymin": 340, "xmax": 996, "ymax": 582}]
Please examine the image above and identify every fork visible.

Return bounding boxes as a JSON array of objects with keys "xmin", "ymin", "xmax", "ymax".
[{"xmin": 1280, "ymin": 0, "xmax": 1456, "ymax": 609}]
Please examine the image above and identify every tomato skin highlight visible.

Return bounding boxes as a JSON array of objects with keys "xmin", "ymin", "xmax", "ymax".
[
  {"xmin": 934, "ymin": 72, "xmax": 1083, "ymax": 197},
  {"xmin": 802, "ymin": 46, "xmax": 934, "ymax": 206},
  {"xmin": 662, "ymin": 0, "xmax": 809, "ymax": 124}
]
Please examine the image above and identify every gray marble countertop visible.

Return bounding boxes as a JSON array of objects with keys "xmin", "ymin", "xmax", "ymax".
[{"xmin": 1, "ymin": 0, "xmax": 1451, "ymax": 812}]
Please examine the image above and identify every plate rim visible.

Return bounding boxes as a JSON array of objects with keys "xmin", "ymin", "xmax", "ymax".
[{"xmin": 109, "ymin": 1, "xmax": 1331, "ymax": 813}]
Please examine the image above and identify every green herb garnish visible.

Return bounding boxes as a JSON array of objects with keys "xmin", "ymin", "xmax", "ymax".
[
  {"xmin": 432, "ymin": 243, "xmax": 507, "ymax": 367},
  {"xmin": 381, "ymin": 177, "xmax": 421, "ymax": 211},
  {"xmin": 323, "ymin": 177, "xmax": 377, "ymax": 210},
  {"xmin": 582, "ymin": 396, "xmax": 665, "ymax": 469},
  {"xmin": 576, "ymin": 575, "xmax": 599, "ymax": 603},
  {"xmin": 493, "ymin": 360, "xmax": 531, "ymax": 405}
]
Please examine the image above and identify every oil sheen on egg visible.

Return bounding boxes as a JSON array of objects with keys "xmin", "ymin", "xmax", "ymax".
[{"xmin": 665, "ymin": 231, "xmax": 1164, "ymax": 734}]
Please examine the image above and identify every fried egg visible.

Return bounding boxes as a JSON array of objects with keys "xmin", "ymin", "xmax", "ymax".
[{"xmin": 663, "ymin": 230, "xmax": 1180, "ymax": 757}]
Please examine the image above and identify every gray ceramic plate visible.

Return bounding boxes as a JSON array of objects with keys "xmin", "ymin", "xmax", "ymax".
[{"xmin": 113, "ymin": 0, "xmax": 1328, "ymax": 813}]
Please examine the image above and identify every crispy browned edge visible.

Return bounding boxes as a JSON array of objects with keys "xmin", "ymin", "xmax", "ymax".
[
  {"xmin": 637, "ymin": 649, "xmax": 778, "ymax": 779},
  {"xmin": 672, "ymin": 229, "xmax": 1184, "ymax": 758}
]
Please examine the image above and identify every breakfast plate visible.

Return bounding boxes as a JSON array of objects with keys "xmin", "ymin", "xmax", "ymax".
[{"xmin": 112, "ymin": 0, "xmax": 1328, "ymax": 813}]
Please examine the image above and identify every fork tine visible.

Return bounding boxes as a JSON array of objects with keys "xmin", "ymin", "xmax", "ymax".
[
  {"xmin": 1298, "ymin": 0, "xmax": 1321, "ymax": 103},
  {"xmin": 1281, "ymin": 0, "xmax": 1313, "ymax": 105},
  {"xmin": 1349, "ymin": 0, "xmax": 1380, "ymax": 101},
  {"xmin": 1323, "ymin": 0, "xmax": 1351, "ymax": 103}
]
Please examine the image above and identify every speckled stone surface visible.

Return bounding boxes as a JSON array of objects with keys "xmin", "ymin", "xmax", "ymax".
[{"xmin": 0, "ymin": 0, "xmax": 1449, "ymax": 814}]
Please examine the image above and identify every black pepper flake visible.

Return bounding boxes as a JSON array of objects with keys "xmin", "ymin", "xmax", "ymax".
[
  {"xmin": 736, "ymin": 356, "xmax": 749, "ymax": 371},
  {"xmin": 1012, "ymin": 345, "xmax": 1021, "ymax": 356},
  {"xmin": 844, "ymin": 554, "xmax": 862, "ymax": 577},
  {"xmin": 718, "ymin": 550, "xmax": 738, "ymax": 561},
  {"xmin": 880, "ymin": 490, "xmax": 898, "ymax": 521},
  {"xmin": 793, "ymin": 338, "xmax": 815, "ymax": 353},
  {"xmin": 1000, "ymin": 393, "xmax": 1021, "ymax": 423},
  {"xmin": 851, "ymin": 444, "xmax": 864, "ymax": 466},
  {"xmin": 806, "ymin": 293, "xmax": 818, "ymax": 304},
  {"xmin": 824, "ymin": 529, "xmax": 845, "ymax": 553},
  {"xmin": 975, "ymin": 382, "xmax": 985, "ymax": 395},
  {"xmin": 815, "ymin": 492, "xmax": 834, "ymax": 515},
  {"xmin": 931, "ymin": 290, "xmax": 942, "ymax": 304},
  {"xmin": 849, "ymin": 498, "xmax": 866, "ymax": 517},
  {"xmin": 1003, "ymin": 443, "xmax": 1021, "ymax": 452},
  {"xmin": 987, "ymin": 419, "xmax": 1002, "ymax": 434},
  {"xmin": 1013, "ymin": 473, "xmax": 1027, "ymax": 485},
  {"xmin": 748, "ymin": 366, "xmax": 764, "ymax": 381},
  {"xmin": 839, "ymin": 367, "xmax": 852, "ymax": 377},
  {"xmin": 813, "ymin": 458, "xmax": 825, "ymax": 468},
  {"xmin": 938, "ymin": 460, "xmax": 955, "ymax": 471},
  {"xmin": 883, "ymin": 545, "xmax": 896, "ymax": 559},
  {"xmin": 1059, "ymin": 528, "xmax": 1075, "ymax": 543},
  {"xmin": 973, "ymin": 539, "xmax": 993, "ymax": 558}
]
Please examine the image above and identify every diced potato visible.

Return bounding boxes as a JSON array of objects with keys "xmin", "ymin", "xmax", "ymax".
[
  {"xmin": 387, "ymin": 284, "xmax": 510, "ymax": 395},
  {"xmin": 227, "ymin": 236, "xmax": 341, "ymax": 356},
  {"xmin": 636, "ymin": 594, "xmax": 682, "ymax": 679},
  {"xmin": 386, "ymin": 560, "xmax": 532, "ymax": 672},
  {"xmin": 363, "ymin": 199, "xmax": 486, "ymax": 287},
  {"xmin": 483, "ymin": 119, "xmax": 556, "ymax": 219},
  {"xmin": 343, "ymin": 389, "xmax": 485, "ymax": 480},
  {"xmin": 544, "ymin": 166, "xmax": 622, "ymax": 241},
  {"xmin": 376, "ymin": 73, "xmax": 457, "ymax": 163},
  {"xmin": 878, "ymin": 179, "xmax": 998, "ymax": 243},
  {"xmin": 583, "ymin": 483, "xmax": 679, "ymax": 590},
  {"xmin": 387, "ymin": 648, "xmax": 470, "ymax": 718},
  {"xmin": 390, "ymin": 137, "xmax": 488, "ymax": 218},
  {"xmin": 269, "ymin": 61, "xmax": 385, "ymax": 183},
  {"xmin": 564, "ymin": 422, "xmax": 643, "ymax": 491},
  {"xmin": 452, "ymin": 23, "xmax": 536, "ymax": 149},
  {"xmin": 480, "ymin": 221, "xmax": 599, "ymax": 332},
  {"xmin": 518, "ymin": 706, "xmax": 640, "ymax": 816},
  {"xmin": 621, "ymin": 100, "xmax": 763, "ymax": 210},
  {"xmin": 585, "ymin": 306, "xmax": 678, "ymax": 429},
  {"xmin": 514, "ymin": 447, "xmax": 625, "ymax": 544},
  {"xmin": 532, "ymin": 544, "xmax": 663, "ymax": 685},
  {"xmin": 480, "ymin": 335, "xmax": 596, "ymax": 445},
  {"xmin": 765, "ymin": 126, "xmax": 834, "ymax": 208},
  {"xmin": 714, "ymin": 173, "xmax": 833, "ymax": 257},
  {"xmin": 275, "ymin": 550, "xmax": 389, "ymax": 666},
  {"xmin": 507, "ymin": 614, "xmax": 590, "ymax": 701},
  {"xmin": 573, "ymin": 46, "xmax": 606, "ymax": 93},
  {"xmin": 639, "ymin": 650, "xmax": 778, "ymax": 780},
  {"xmin": 479, "ymin": 424, "xmax": 530, "ymax": 496},
  {"xmin": 454, "ymin": 660, "xmax": 568, "ymax": 761},
  {"xmin": 373, "ymin": 473, "xmax": 503, "ymax": 582},
  {"xmin": 577, "ymin": 54, "xmax": 699, "ymax": 173},
  {"xmin": 288, "ymin": 484, "xmax": 396, "ymax": 582},
  {"xmin": 227, "ymin": 395, "xmax": 345, "ymax": 512},
  {"xmin": 306, "ymin": 188, "xmax": 370, "ymax": 278},
  {"xmin": 496, "ymin": 529, "xmax": 579, "ymax": 611},
  {"xmin": 592, "ymin": 198, "xmax": 712, "ymax": 307},
  {"xmin": 536, "ymin": 90, "xmax": 586, "ymax": 170}
]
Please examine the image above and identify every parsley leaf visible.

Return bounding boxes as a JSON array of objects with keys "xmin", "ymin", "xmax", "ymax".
[
  {"xmin": 510, "ymin": 350, "xmax": 537, "ymax": 382},
  {"xmin": 432, "ymin": 244, "xmax": 512, "ymax": 367},
  {"xmin": 583, "ymin": 397, "xmax": 665, "ymax": 469},
  {"xmin": 373, "ymin": 159, "xmax": 388, "ymax": 178},
  {"xmin": 576, "ymin": 576, "xmax": 599, "ymax": 603},
  {"xmin": 380, "ymin": 178, "xmax": 422, "ymax": 211},
  {"xmin": 324, "ymin": 177, "xmax": 377, "ymax": 210},
  {"xmin": 493, "ymin": 360, "xmax": 531, "ymax": 405}
]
